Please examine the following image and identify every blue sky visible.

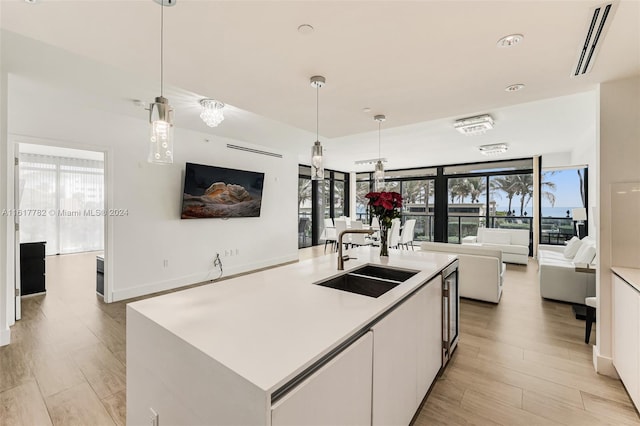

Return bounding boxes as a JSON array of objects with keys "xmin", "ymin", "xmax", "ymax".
[{"xmin": 541, "ymin": 169, "xmax": 585, "ymax": 208}]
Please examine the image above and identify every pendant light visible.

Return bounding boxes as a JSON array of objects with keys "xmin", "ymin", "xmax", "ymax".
[
  {"xmin": 147, "ymin": 0, "xmax": 176, "ymax": 164},
  {"xmin": 310, "ymin": 75, "xmax": 326, "ymax": 180},
  {"xmin": 374, "ymin": 114, "xmax": 386, "ymax": 190}
]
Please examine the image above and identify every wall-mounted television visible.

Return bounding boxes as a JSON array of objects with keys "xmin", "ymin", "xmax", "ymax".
[{"xmin": 181, "ymin": 162, "xmax": 264, "ymax": 219}]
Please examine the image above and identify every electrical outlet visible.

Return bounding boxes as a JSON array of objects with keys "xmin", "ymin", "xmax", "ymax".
[{"xmin": 149, "ymin": 408, "xmax": 159, "ymax": 426}]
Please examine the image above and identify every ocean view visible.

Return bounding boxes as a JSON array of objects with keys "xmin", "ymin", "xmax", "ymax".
[{"xmin": 494, "ymin": 206, "xmax": 583, "ymax": 217}]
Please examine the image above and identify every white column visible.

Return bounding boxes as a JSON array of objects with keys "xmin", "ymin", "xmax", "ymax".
[{"xmin": 596, "ymin": 75, "xmax": 640, "ymax": 376}]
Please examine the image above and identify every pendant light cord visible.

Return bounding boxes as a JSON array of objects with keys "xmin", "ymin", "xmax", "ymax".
[
  {"xmin": 378, "ymin": 120, "xmax": 381, "ymax": 160},
  {"xmin": 316, "ymin": 84, "xmax": 319, "ymax": 140},
  {"xmin": 160, "ymin": 2, "xmax": 164, "ymax": 98}
]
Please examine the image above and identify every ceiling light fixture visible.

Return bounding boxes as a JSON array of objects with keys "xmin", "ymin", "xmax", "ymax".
[
  {"xmin": 497, "ymin": 33, "xmax": 524, "ymax": 48},
  {"xmin": 454, "ymin": 114, "xmax": 494, "ymax": 135},
  {"xmin": 310, "ymin": 75, "xmax": 326, "ymax": 181},
  {"xmin": 355, "ymin": 158, "xmax": 387, "ymax": 166},
  {"xmin": 199, "ymin": 99, "xmax": 225, "ymax": 127},
  {"xmin": 374, "ymin": 114, "xmax": 386, "ymax": 190},
  {"xmin": 24, "ymin": 0, "xmax": 38, "ymax": 4},
  {"xmin": 147, "ymin": 0, "xmax": 176, "ymax": 165},
  {"xmin": 478, "ymin": 143, "xmax": 508, "ymax": 156}
]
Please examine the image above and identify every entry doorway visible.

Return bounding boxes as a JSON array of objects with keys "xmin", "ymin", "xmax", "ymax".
[{"xmin": 14, "ymin": 142, "xmax": 107, "ymax": 321}]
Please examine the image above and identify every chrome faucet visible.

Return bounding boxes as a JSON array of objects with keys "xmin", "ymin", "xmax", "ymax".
[{"xmin": 337, "ymin": 229, "xmax": 374, "ymax": 270}]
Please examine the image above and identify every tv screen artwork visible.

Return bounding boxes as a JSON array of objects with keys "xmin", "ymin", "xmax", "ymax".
[{"xmin": 181, "ymin": 162, "xmax": 264, "ymax": 219}]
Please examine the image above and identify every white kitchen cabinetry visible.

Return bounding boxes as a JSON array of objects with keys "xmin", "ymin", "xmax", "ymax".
[
  {"xmin": 372, "ymin": 278, "xmax": 442, "ymax": 426},
  {"xmin": 613, "ymin": 273, "xmax": 640, "ymax": 409},
  {"xmin": 416, "ymin": 276, "xmax": 444, "ymax": 400},
  {"xmin": 271, "ymin": 332, "xmax": 373, "ymax": 426}
]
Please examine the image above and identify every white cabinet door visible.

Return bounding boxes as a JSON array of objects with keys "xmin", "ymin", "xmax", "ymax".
[
  {"xmin": 372, "ymin": 281, "xmax": 443, "ymax": 425},
  {"xmin": 271, "ymin": 331, "xmax": 373, "ymax": 426},
  {"xmin": 416, "ymin": 277, "xmax": 442, "ymax": 403},
  {"xmin": 613, "ymin": 275, "xmax": 640, "ymax": 409}
]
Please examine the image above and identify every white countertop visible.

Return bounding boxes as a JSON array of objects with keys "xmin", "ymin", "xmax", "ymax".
[
  {"xmin": 612, "ymin": 266, "xmax": 640, "ymax": 292},
  {"xmin": 127, "ymin": 247, "xmax": 455, "ymax": 394}
]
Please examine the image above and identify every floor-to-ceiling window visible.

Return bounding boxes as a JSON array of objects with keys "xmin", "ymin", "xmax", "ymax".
[
  {"xmin": 539, "ymin": 167, "xmax": 588, "ymax": 244},
  {"xmin": 298, "ymin": 169, "xmax": 312, "ymax": 248},
  {"xmin": 19, "ymin": 151, "xmax": 104, "ymax": 255},
  {"xmin": 356, "ymin": 168, "xmax": 436, "ymax": 242},
  {"xmin": 444, "ymin": 159, "xmax": 534, "ymax": 251},
  {"xmin": 298, "ymin": 165, "xmax": 349, "ymax": 248}
]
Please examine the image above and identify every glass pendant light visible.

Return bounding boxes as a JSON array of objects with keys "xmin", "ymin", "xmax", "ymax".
[
  {"xmin": 310, "ymin": 75, "xmax": 326, "ymax": 180},
  {"xmin": 148, "ymin": 0, "xmax": 176, "ymax": 164},
  {"xmin": 374, "ymin": 114, "xmax": 386, "ymax": 190}
]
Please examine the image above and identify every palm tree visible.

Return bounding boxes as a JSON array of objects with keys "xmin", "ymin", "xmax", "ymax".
[
  {"xmin": 449, "ymin": 178, "xmax": 471, "ymax": 203},
  {"xmin": 517, "ymin": 173, "xmax": 557, "ymax": 216},
  {"xmin": 490, "ymin": 176, "xmax": 518, "ymax": 213},
  {"xmin": 298, "ymin": 178, "xmax": 311, "ymax": 208},
  {"xmin": 577, "ymin": 169, "xmax": 586, "ymax": 207},
  {"xmin": 467, "ymin": 177, "xmax": 485, "ymax": 203}
]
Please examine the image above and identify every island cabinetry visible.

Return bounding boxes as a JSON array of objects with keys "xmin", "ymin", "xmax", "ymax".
[
  {"xmin": 372, "ymin": 277, "xmax": 442, "ymax": 426},
  {"xmin": 271, "ymin": 332, "xmax": 373, "ymax": 426},
  {"xmin": 613, "ymin": 273, "xmax": 640, "ymax": 409}
]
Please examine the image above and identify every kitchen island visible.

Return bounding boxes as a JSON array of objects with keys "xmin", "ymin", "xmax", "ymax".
[{"xmin": 127, "ymin": 247, "xmax": 457, "ymax": 425}]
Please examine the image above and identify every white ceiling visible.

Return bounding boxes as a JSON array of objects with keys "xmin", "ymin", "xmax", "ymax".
[{"xmin": 1, "ymin": 0, "xmax": 638, "ymax": 170}]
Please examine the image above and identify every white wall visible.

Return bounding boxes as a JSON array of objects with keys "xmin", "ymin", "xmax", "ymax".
[
  {"xmin": 596, "ymin": 74, "xmax": 640, "ymax": 375},
  {"xmin": 6, "ymin": 78, "xmax": 299, "ymax": 303},
  {"xmin": 0, "ymin": 65, "xmax": 11, "ymax": 345}
]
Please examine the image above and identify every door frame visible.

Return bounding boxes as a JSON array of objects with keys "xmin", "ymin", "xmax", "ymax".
[{"xmin": 9, "ymin": 135, "xmax": 113, "ymax": 324}]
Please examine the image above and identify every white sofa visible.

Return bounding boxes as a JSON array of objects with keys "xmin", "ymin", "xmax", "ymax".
[
  {"xmin": 421, "ymin": 242, "xmax": 505, "ymax": 303},
  {"xmin": 462, "ymin": 228, "xmax": 529, "ymax": 265},
  {"xmin": 538, "ymin": 236, "xmax": 596, "ymax": 304}
]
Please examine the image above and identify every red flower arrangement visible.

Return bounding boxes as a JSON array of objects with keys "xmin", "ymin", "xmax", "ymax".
[{"xmin": 365, "ymin": 191, "xmax": 402, "ymax": 229}]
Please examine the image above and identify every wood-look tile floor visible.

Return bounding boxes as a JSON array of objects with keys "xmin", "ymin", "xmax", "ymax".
[{"xmin": 1, "ymin": 248, "xmax": 638, "ymax": 425}]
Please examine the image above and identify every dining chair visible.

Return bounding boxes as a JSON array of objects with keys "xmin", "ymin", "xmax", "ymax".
[
  {"xmin": 334, "ymin": 219, "xmax": 348, "ymax": 252},
  {"xmin": 399, "ymin": 219, "xmax": 416, "ymax": 250},
  {"xmin": 349, "ymin": 220, "xmax": 372, "ymax": 248},
  {"xmin": 322, "ymin": 218, "xmax": 337, "ymax": 253},
  {"xmin": 388, "ymin": 218, "xmax": 401, "ymax": 249}
]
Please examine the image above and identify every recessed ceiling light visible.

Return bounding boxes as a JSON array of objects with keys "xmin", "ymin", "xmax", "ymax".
[
  {"xmin": 505, "ymin": 83, "xmax": 525, "ymax": 92},
  {"xmin": 497, "ymin": 34, "xmax": 524, "ymax": 48},
  {"xmin": 24, "ymin": 0, "xmax": 38, "ymax": 4},
  {"xmin": 298, "ymin": 24, "xmax": 314, "ymax": 34},
  {"xmin": 132, "ymin": 99, "xmax": 146, "ymax": 108},
  {"xmin": 153, "ymin": 0, "xmax": 177, "ymax": 6},
  {"xmin": 362, "ymin": 107, "xmax": 372, "ymax": 113}
]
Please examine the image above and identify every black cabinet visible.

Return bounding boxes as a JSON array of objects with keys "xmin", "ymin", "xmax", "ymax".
[
  {"xmin": 20, "ymin": 241, "xmax": 46, "ymax": 296},
  {"xmin": 96, "ymin": 255, "xmax": 104, "ymax": 296}
]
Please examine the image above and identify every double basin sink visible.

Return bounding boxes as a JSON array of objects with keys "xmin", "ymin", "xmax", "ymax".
[{"xmin": 316, "ymin": 265, "xmax": 419, "ymax": 298}]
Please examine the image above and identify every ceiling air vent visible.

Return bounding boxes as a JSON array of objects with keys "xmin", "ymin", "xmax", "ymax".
[
  {"xmin": 226, "ymin": 144, "xmax": 282, "ymax": 158},
  {"xmin": 572, "ymin": 1, "xmax": 618, "ymax": 77}
]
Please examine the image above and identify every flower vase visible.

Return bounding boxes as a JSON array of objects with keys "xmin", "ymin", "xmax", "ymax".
[{"xmin": 379, "ymin": 225, "xmax": 389, "ymax": 257}]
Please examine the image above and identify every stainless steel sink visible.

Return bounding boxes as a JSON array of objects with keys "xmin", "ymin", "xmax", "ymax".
[{"xmin": 316, "ymin": 265, "xmax": 419, "ymax": 298}]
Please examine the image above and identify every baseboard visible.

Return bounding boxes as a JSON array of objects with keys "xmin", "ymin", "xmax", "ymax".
[
  {"xmin": 0, "ymin": 327, "xmax": 10, "ymax": 346},
  {"xmin": 111, "ymin": 254, "xmax": 299, "ymax": 302},
  {"xmin": 593, "ymin": 345, "xmax": 619, "ymax": 378}
]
